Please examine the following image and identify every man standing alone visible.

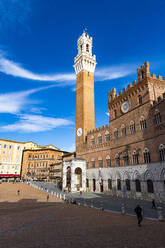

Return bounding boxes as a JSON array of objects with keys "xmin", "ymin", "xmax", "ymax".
[{"xmin": 134, "ymin": 205, "xmax": 143, "ymax": 227}]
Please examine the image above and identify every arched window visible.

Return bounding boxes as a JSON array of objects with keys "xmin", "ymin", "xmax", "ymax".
[
  {"xmin": 106, "ymin": 155, "xmax": 111, "ymax": 167},
  {"xmin": 123, "ymin": 152, "xmax": 129, "ymax": 166},
  {"xmin": 125, "ymin": 179, "xmax": 131, "ymax": 191},
  {"xmin": 140, "ymin": 116, "xmax": 147, "ymax": 130},
  {"xmin": 115, "ymin": 154, "xmax": 120, "ymax": 166},
  {"xmin": 130, "ymin": 120, "xmax": 136, "ymax": 134},
  {"xmin": 147, "ymin": 179, "xmax": 154, "ymax": 193},
  {"xmin": 114, "ymin": 129, "xmax": 118, "ymax": 139},
  {"xmin": 2, "ymin": 157, "xmax": 6, "ymax": 162},
  {"xmin": 91, "ymin": 136, "xmax": 95, "ymax": 146},
  {"xmin": 86, "ymin": 160, "xmax": 89, "ymax": 169},
  {"xmin": 105, "ymin": 131, "xmax": 110, "ymax": 142},
  {"xmin": 138, "ymin": 95, "xmax": 142, "ymax": 105},
  {"xmin": 135, "ymin": 179, "xmax": 141, "ymax": 192},
  {"xmin": 114, "ymin": 110, "xmax": 117, "ymax": 119},
  {"xmin": 121, "ymin": 124, "xmax": 126, "ymax": 137},
  {"xmin": 98, "ymin": 156, "xmax": 103, "ymax": 167},
  {"xmin": 108, "ymin": 179, "xmax": 112, "ymax": 190},
  {"xmin": 155, "ymin": 110, "xmax": 161, "ymax": 125},
  {"xmin": 159, "ymin": 144, "xmax": 165, "ymax": 161},
  {"xmin": 144, "ymin": 148, "xmax": 151, "ymax": 164},
  {"xmin": 132, "ymin": 150, "xmax": 139, "ymax": 165},
  {"xmin": 117, "ymin": 179, "xmax": 121, "ymax": 190},
  {"xmin": 91, "ymin": 158, "xmax": 95, "ymax": 168},
  {"xmin": 86, "ymin": 44, "xmax": 89, "ymax": 52},
  {"xmin": 97, "ymin": 134, "xmax": 102, "ymax": 144}
]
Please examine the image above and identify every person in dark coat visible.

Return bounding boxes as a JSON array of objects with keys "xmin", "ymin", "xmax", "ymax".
[
  {"xmin": 151, "ymin": 199, "xmax": 156, "ymax": 209},
  {"xmin": 134, "ymin": 205, "xmax": 143, "ymax": 227}
]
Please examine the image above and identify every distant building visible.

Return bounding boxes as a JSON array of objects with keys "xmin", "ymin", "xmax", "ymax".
[
  {"xmin": 49, "ymin": 152, "xmax": 75, "ymax": 188},
  {"xmin": 0, "ymin": 139, "xmax": 24, "ymax": 181},
  {"xmin": 63, "ymin": 31, "xmax": 165, "ymax": 200},
  {"xmin": 21, "ymin": 144, "xmax": 68, "ymax": 181}
]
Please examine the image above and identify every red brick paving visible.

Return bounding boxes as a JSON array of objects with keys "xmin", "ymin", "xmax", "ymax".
[{"xmin": 0, "ymin": 183, "xmax": 165, "ymax": 248}]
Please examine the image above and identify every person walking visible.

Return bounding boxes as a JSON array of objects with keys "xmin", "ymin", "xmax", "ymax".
[
  {"xmin": 134, "ymin": 204, "xmax": 143, "ymax": 227},
  {"xmin": 47, "ymin": 194, "xmax": 49, "ymax": 202},
  {"xmin": 17, "ymin": 190, "xmax": 20, "ymax": 196},
  {"xmin": 152, "ymin": 199, "xmax": 156, "ymax": 209}
]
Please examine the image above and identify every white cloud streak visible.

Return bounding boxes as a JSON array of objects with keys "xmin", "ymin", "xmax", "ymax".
[
  {"xmin": 95, "ymin": 64, "xmax": 135, "ymax": 81},
  {"xmin": 0, "ymin": 54, "xmax": 135, "ymax": 84},
  {"xmin": 1, "ymin": 114, "xmax": 73, "ymax": 133},
  {"xmin": 0, "ymin": 85, "xmax": 55, "ymax": 114},
  {"xmin": 0, "ymin": 56, "xmax": 75, "ymax": 83}
]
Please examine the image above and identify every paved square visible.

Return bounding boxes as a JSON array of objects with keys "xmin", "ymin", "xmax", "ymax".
[{"xmin": 0, "ymin": 183, "xmax": 165, "ymax": 248}]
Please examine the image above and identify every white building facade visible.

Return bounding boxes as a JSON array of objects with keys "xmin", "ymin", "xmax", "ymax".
[{"xmin": 0, "ymin": 139, "xmax": 24, "ymax": 181}]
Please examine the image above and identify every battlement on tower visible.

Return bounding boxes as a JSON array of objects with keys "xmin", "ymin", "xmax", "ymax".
[
  {"xmin": 108, "ymin": 62, "xmax": 165, "ymax": 104},
  {"xmin": 87, "ymin": 124, "xmax": 110, "ymax": 135}
]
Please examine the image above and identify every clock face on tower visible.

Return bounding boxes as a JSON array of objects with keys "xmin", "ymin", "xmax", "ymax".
[
  {"xmin": 121, "ymin": 101, "xmax": 130, "ymax": 113},
  {"xmin": 77, "ymin": 128, "xmax": 82, "ymax": 137}
]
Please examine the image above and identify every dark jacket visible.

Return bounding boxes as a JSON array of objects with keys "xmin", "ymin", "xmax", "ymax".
[{"xmin": 134, "ymin": 206, "xmax": 142, "ymax": 216}]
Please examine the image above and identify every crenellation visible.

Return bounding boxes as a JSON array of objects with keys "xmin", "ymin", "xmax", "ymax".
[
  {"xmin": 119, "ymin": 90, "xmax": 122, "ymax": 96},
  {"xmin": 133, "ymin": 80, "xmax": 136, "ymax": 86}
]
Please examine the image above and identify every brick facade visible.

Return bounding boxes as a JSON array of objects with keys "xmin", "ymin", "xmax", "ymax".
[
  {"xmin": 76, "ymin": 62, "xmax": 165, "ymax": 170},
  {"xmin": 21, "ymin": 148, "xmax": 64, "ymax": 181}
]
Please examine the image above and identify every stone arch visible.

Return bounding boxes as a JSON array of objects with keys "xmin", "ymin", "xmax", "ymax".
[
  {"xmin": 140, "ymin": 115, "xmax": 145, "ymax": 121},
  {"xmin": 159, "ymin": 144, "xmax": 165, "ymax": 150},
  {"xmin": 123, "ymin": 171, "xmax": 131, "ymax": 180},
  {"xmin": 160, "ymin": 168, "xmax": 165, "ymax": 180},
  {"xmin": 115, "ymin": 171, "xmax": 121, "ymax": 179},
  {"xmin": 144, "ymin": 170, "xmax": 154, "ymax": 181},
  {"xmin": 97, "ymin": 133, "xmax": 102, "ymax": 137},
  {"xmin": 106, "ymin": 155, "xmax": 110, "ymax": 160},
  {"xmin": 132, "ymin": 170, "xmax": 141, "ymax": 180},
  {"xmin": 115, "ymin": 153, "xmax": 119, "ymax": 158},
  {"xmin": 121, "ymin": 124, "xmax": 125, "ymax": 129},
  {"xmin": 144, "ymin": 147, "xmax": 149, "ymax": 153},
  {"xmin": 154, "ymin": 108, "xmax": 159, "ymax": 113},
  {"xmin": 132, "ymin": 149, "xmax": 137, "ymax": 155},
  {"xmin": 75, "ymin": 167, "xmax": 82, "ymax": 188},
  {"xmin": 105, "ymin": 130, "xmax": 109, "ymax": 135}
]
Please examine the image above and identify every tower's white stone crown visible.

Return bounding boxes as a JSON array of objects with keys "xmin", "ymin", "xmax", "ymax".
[{"xmin": 73, "ymin": 32, "xmax": 97, "ymax": 74}]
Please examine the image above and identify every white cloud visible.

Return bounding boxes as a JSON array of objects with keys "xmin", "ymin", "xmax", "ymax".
[
  {"xmin": 0, "ymin": 55, "xmax": 75, "ymax": 83},
  {"xmin": 1, "ymin": 114, "xmax": 73, "ymax": 133},
  {"xmin": 0, "ymin": 53, "xmax": 135, "ymax": 84},
  {"xmin": 106, "ymin": 112, "xmax": 109, "ymax": 116},
  {"xmin": 95, "ymin": 64, "xmax": 135, "ymax": 81},
  {"xmin": 0, "ymin": 85, "xmax": 55, "ymax": 114}
]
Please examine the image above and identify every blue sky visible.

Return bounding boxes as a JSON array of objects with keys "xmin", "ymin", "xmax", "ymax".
[{"xmin": 0, "ymin": 0, "xmax": 165, "ymax": 151}]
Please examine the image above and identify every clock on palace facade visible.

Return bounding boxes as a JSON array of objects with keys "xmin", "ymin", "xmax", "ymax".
[
  {"xmin": 121, "ymin": 100, "xmax": 130, "ymax": 113},
  {"xmin": 77, "ymin": 128, "xmax": 82, "ymax": 137}
]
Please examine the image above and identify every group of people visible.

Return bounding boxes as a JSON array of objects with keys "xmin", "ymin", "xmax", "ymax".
[{"xmin": 134, "ymin": 199, "xmax": 157, "ymax": 227}]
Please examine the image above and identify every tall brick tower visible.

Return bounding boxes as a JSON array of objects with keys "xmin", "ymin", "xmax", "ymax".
[{"xmin": 74, "ymin": 31, "xmax": 97, "ymax": 150}]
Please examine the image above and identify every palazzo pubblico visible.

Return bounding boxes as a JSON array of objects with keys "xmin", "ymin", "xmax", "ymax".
[{"xmin": 62, "ymin": 31, "xmax": 165, "ymax": 201}]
